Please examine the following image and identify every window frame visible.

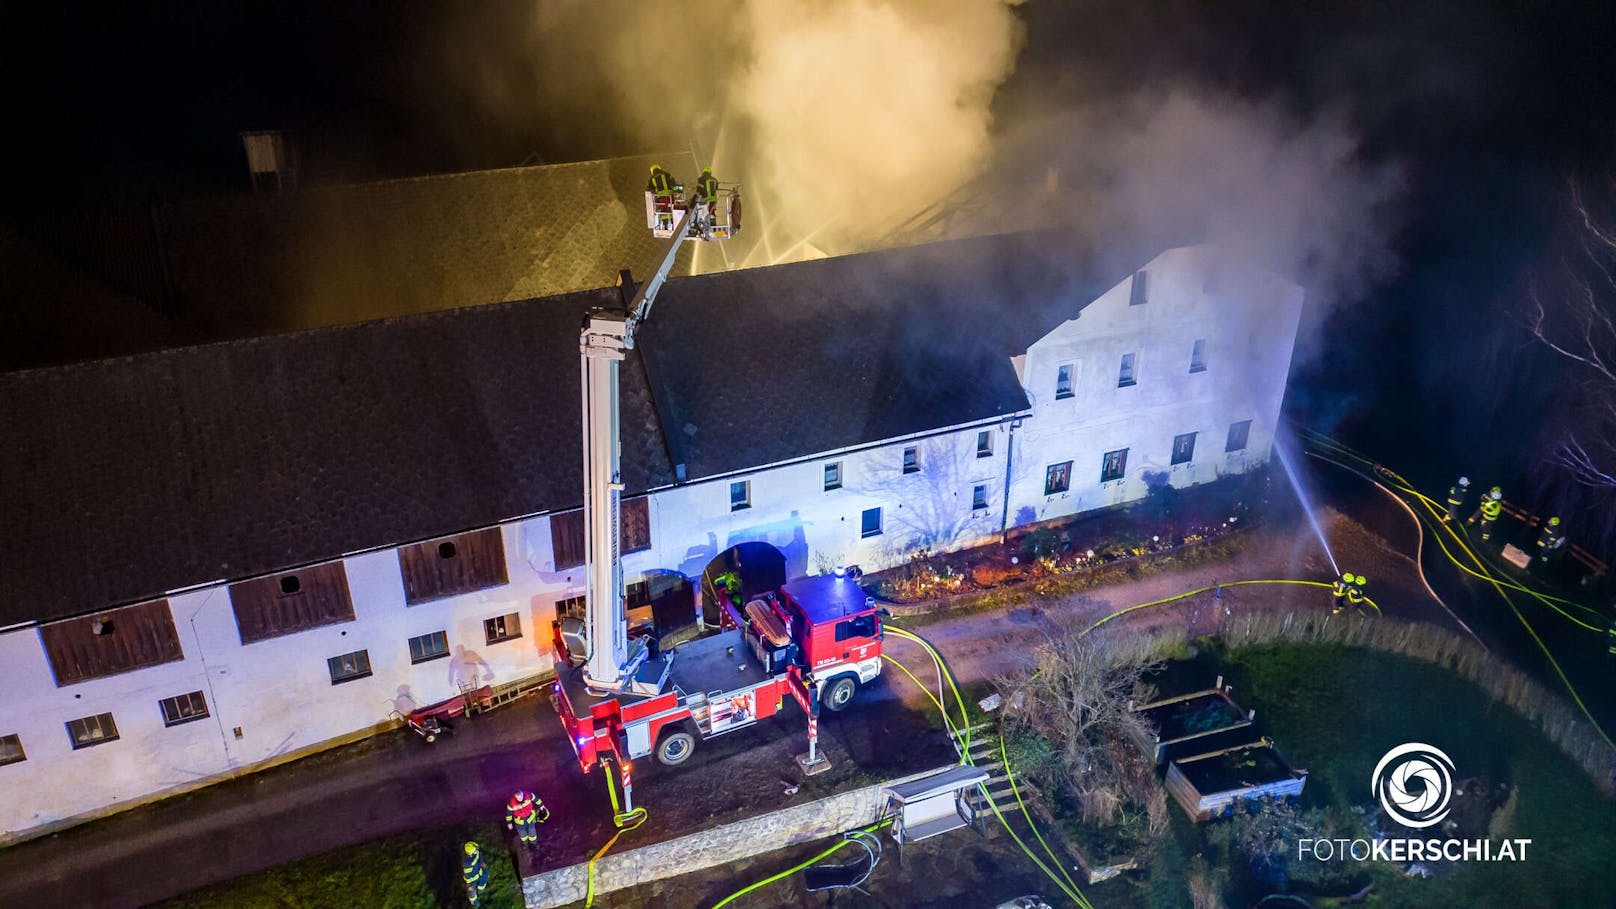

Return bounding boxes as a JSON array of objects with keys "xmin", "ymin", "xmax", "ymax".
[
  {"xmin": 860, "ymin": 507, "xmax": 884, "ymax": 538},
  {"xmin": 408, "ymin": 630, "xmax": 450, "ymax": 665},
  {"xmin": 902, "ymin": 445, "xmax": 920, "ymax": 474},
  {"xmin": 1117, "ymin": 352, "xmax": 1138, "ymax": 387},
  {"xmin": 823, "ymin": 461, "xmax": 843, "ymax": 491},
  {"xmin": 1128, "ymin": 270, "xmax": 1148, "ymax": 306},
  {"xmin": 834, "ymin": 615, "xmax": 878, "ymax": 641},
  {"xmin": 729, "ymin": 480, "xmax": 751, "ymax": 512},
  {"xmin": 484, "ymin": 613, "xmax": 523, "ymax": 645},
  {"xmin": 554, "ymin": 594, "xmax": 586, "ymax": 621},
  {"xmin": 1044, "ymin": 461, "xmax": 1073, "ymax": 496},
  {"xmin": 1101, "ymin": 448, "xmax": 1129, "ymax": 483},
  {"xmin": 1171, "ymin": 432, "xmax": 1197, "ymax": 466},
  {"xmin": 975, "ymin": 430, "xmax": 993, "ymax": 459},
  {"xmin": 1055, "ymin": 363, "xmax": 1075, "ymax": 400},
  {"xmin": 971, "ymin": 484, "xmax": 989, "ymax": 511},
  {"xmin": 1226, "ymin": 419, "xmax": 1252, "ymax": 453},
  {"xmin": 159, "ymin": 690, "xmax": 210, "ymax": 727},
  {"xmin": 1189, "ymin": 339, "xmax": 1208, "ymax": 373},
  {"xmin": 327, "ymin": 649, "xmax": 373, "ymax": 685},
  {"xmin": 66, "ymin": 713, "xmax": 119, "ymax": 750},
  {"xmin": 0, "ymin": 733, "xmax": 25, "ymax": 766}
]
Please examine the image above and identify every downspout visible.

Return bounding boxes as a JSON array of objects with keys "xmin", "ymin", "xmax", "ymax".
[
  {"xmin": 999, "ymin": 416, "xmax": 1023, "ymax": 544},
  {"xmin": 186, "ymin": 591, "xmax": 234, "ymax": 768}
]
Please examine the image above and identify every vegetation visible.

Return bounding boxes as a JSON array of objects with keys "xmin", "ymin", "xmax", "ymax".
[
  {"xmin": 161, "ymin": 821, "xmax": 522, "ymax": 909},
  {"xmin": 997, "ymin": 629, "xmax": 1171, "ymax": 857}
]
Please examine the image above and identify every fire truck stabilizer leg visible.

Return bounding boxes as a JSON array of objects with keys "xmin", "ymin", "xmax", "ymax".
[{"xmin": 795, "ymin": 710, "xmax": 832, "ymax": 776}]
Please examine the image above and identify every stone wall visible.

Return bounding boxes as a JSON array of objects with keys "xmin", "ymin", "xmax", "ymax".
[{"xmin": 522, "ymin": 769, "xmax": 936, "ymax": 908}]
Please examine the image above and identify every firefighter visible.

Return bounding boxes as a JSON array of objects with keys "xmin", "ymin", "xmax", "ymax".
[
  {"xmin": 1536, "ymin": 516, "xmax": 1566, "ymax": 566},
  {"xmin": 646, "ymin": 163, "xmax": 679, "ymax": 196},
  {"xmin": 1346, "ymin": 574, "xmax": 1368, "ymax": 613},
  {"xmin": 1331, "ymin": 571, "xmax": 1351, "ymax": 614},
  {"xmin": 647, "ymin": 164, "xmax": 680, "ymax": 231},
  {"xmin": 462, "ymin": 842, "xmax": 490, "ymax": 907},
  {"xmin": 1444, "ymin": 476, "xmax": 1470, "ymax": 523},
  {"xmin": 693, "ymin": 166, "xmax": 720, "ymax": 226},
  {"xmin": 1468, "ymin": 487, "xmax": 1503, "ymax": 540},
  {"xmin": 505, "ymin": 788, "xmax": 549, "ymax": 848}
]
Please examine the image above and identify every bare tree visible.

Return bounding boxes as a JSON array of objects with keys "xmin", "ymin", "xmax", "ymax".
[
  {"xmin": 1524, "ymin": 176, "xmax": 1616, "ymax": 549},
  {"xmin": 998, "ymin": 628, "xmax": 1169, "ymax": 835}
]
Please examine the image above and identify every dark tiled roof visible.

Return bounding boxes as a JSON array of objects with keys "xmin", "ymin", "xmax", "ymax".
[
  {"xmin": 641, "ymin": 232, "xmax": 1101, "ymax": 479},
  {"xmin": 1, "ymin": 289, "xmax": 674, "ymax": 627},
  {"xmin": 0, "ymin": 231, "xmax": 1124, "ymax": 627},
  {"xmin": 157, "ymin": 153, "xmax": 697, "ymax": 334}
]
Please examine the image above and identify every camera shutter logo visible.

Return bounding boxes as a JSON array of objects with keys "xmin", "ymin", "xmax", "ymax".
[{"xmin": 1372, "ymin": 742, "xmax": 1455, "ymax": 829}]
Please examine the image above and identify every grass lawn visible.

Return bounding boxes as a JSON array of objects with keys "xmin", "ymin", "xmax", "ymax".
[
  {"xmin": 1221, "ymin": 643, "xmax": 1616, "ymax": 907},
  {"xmin": 160, "ymin": 820, "xmax": 523, "ymax": 909}
]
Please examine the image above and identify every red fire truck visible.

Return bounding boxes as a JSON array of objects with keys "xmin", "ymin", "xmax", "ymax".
[
  {"xmin": 551, "ymin": 572, "xmax": 885, "ymax": 773},
  {"xmin": 549, "ymin": 186, "xmax": 882, "ymax": 809}
]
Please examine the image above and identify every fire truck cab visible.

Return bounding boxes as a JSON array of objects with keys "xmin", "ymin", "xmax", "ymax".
[{"xmin": 551, "ymin": 572, "xmax": 883, "ymax": 773}]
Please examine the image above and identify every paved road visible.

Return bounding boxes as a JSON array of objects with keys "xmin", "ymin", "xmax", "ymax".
[{"xmin": 0, "ymin": 488, "xmax": 1541, "ymax": 909}]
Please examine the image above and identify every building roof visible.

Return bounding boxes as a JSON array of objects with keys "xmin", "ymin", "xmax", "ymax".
[
  {"xmin": 155, "ymin": 152, "xmax": 697, "ymax": 334},
  {"xmin": 0, "ymin": 230, "xmax": 1124, "ymax": 628}
]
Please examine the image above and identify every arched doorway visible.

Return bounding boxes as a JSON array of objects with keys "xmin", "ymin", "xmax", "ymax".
[{"xmin": 698, "ymin": 541, "xmax": 787, "ymax": 628}]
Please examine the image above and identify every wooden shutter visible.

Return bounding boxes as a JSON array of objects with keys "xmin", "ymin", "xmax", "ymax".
[
  {"xmin": 397, "ymin": 527, "xmax": 509, "ymax": 605},
  {"xmin": 40, "ymin": 599, "xmax": 183, "ymax": 686},
  {"xmin": 551, "ymin": 510, "xmax": 585, "ymax": 570},
  {"xmin": 229, "ymin": 561, "xmax": 356, "ymax": 644}
]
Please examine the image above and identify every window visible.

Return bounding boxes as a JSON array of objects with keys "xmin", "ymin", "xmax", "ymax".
[
  {"xmin": 485, "ymin": 613, "xmax": 522, "ymax": 645},
  {"xmin": 408, "ymin": 631, "xmax": 449, "ymax": 664},
  {"xmin": 902, "ymin": 446, "xmax": 920, "ymax": 474},
  {"xmin": 1055, "ymin": 363, "xmax": 1075, "ymax": 399},
  {"xmin": 1190, "ymin": 339, "xmax": 1208, "ymax": 373},
  {"xmin": 1172, "ymin": 432, "xmax": 1197, "ymax": 466},
  {"xmin": 972, "ymin": 484, "xmax": 989, "ymax": 511},
  {"xmin": 976, "ymin": 430, "xmax": 993, "ymax": 458},
  {"xmin": 41, "ymin": 599, "xmax": 184, "ymax": 685},
  {"xmin": 1129, "ymin": 270, "xmax": 1148, "ymax": 306},
  {"xmin": 327, "ymin": 649, "xmax": 372, "ymax": 685},
  {"xmin": 1226, "ymin": 420, "xmax": 1252, "ymax": 453},
  {"xmin": 554, "ymin": 595, "xmax": 586, "ymax": 620},
  {"xmin": 621, "ymin": 497, "xmax": 652, "ymax": 553},
  {"xmin": 1117, "ymin": 353, "xmax": 1137, "ymax": 387},
  {"xmin": 834, "ymin": 615, "xmax": 878, "ymax": 641},
  {"xmin": 0, "ymin": 734, "xmax": 25, "ymax": 766},
  {"xmin": 159, "ymin": 691, "xmax": 210, "ymax": 727},
  {"xmin": 861, "ymin": 507, "xmax": 883, "ymax": 538},
  {"xmin": 823, "ymin": 462, "xmax": 843, "ymax": 491},
  {"xmin": 398, "ymin": 528, "xmax": 508, "ymax": 605},
  {"xmin": 66, "ymin": 713, "xmax": 118, "ymax": 749},
  {"xmin": 231, "ymin": 564, "xmax": 355, "ymax": 645},
  {"xmin": 1102, "ymin": 448, "xmax": 1129, "ymax": 483},
  {"xmin": 1044, "ymin": 461, "xmax": 1072, "ymax": 496},
  {"xmin": 730, "ymin": 480, "xmax": 751, "ymax": 511},
  {"xmin": 550, "ymin": 509, "xmax": 585, "ymax": 570}
]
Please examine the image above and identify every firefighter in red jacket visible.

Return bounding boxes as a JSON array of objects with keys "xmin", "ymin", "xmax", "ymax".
[{"xmin": 506, "ymin": 789, "xmax": 549, "ymax": 848}]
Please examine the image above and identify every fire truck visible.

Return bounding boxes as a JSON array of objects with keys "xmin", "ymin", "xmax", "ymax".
[{"xmin": 548, "ymin": 172, "xmax": 883, "ymax": 809}]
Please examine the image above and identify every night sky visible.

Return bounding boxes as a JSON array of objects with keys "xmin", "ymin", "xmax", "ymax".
[{"xmin": 4, "ymin": 1, "xmax": 1615, "ymax": 548}]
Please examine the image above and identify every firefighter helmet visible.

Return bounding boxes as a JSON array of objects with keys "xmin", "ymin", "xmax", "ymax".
[
  {"xmin": 1355, "ymin": 574, "xmax": 1367, "ymax": 585},
  {"xmin": 464, "ymin": 842, "xmax": 480, "ymax": 857},
  {"xmin": 1490, "ymin": 488, "xmax": 1503, "ymax": 500},
  {"xmin": 1549, "ymin": 516, "xmax": 1561, "ymax": 526},
  {"xmin": 649, "ymin": 164, "xmax": 660, "ymax": 174},
  {"xmin": 1458, "ymin": 476, "xmax": 1470, "ymax": 487},
  {"xmin": 702, "ymin": 166, "xmax": 712, "ymax": 174},
  {"xmin": 1342, "ymin": 571, "xmax": 1352, "ymax": 582}
]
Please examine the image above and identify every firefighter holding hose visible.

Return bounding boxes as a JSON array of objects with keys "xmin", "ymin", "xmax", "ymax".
[{"xmin": 1468, "ymin": 487, "xmax": 1504, "ymax": 541}]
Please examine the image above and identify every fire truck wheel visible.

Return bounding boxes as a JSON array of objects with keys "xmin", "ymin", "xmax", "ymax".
[
  {"xmin": 655, "ymin": 728, "xmax": 698, "ymax": 766},
  {"xmin": 823, "ymin": 675, "xmax": 859, "ymax": 712}
]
